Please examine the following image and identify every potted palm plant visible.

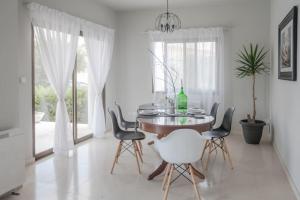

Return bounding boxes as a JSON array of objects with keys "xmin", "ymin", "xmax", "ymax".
[{"xmin": 236, "ymin": 43, "xmax": 269, "ymax": 144}]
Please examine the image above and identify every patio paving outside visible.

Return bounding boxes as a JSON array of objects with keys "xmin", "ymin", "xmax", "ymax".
[{"xmin": 35, "ymin": 121, "xmax": 91, "ymax": 154}]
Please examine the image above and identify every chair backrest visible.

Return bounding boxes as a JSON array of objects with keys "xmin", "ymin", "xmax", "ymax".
[
  {"xmin": 156, "ymin": 129, "xmax": 204, "ymax": 164},
  {"xmin": 115, "ymin": 102, "xmax": 125, "ymax": 123},
  {"xmin": 210, "ymin": 102, "xmax": 219, "ymax": 126},
  {"xmin": 220, "ymin": 107, "xmax": 235, "ymax": 133},
  {"xmin": 108, "ymin": 109, "xmax": 121, "ymax": 137}
]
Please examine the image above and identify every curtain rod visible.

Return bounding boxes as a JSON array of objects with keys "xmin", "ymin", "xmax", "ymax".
[
  {"xmin": 25, "ymin": 2, "xmax": 114, "ymax": 31},
  {"xmin": 142, "ymin": 26, "xmax": 232, "ymax": 34}
]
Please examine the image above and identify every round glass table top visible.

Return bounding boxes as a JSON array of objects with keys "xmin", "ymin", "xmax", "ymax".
[{"xmin": 137, "ymin": 115, "xmax": 214, "ymax": 127}]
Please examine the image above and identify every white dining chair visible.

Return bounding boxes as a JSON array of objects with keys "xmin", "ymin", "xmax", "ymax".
[{"xmin": 156, "ymin": 129, "xmax": 204, "ymax": 200}]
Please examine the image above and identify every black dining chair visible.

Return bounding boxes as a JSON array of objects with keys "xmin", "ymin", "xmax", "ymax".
[
  {"xmin": 115, "ymin": 102, "xmax": 138, "ymax": 130},
  {"xmin": 210, "ymin": 102, "xmax": 220, "ymax": 128},
  {"xmin": 115, "ymin": 102, "xmax": 144, "ymax": 154},
  {"xmin": 201, "ymin": 107, "xmax": 235, "ymax": 170},
  {"xmin": 108, "ymin": 109, "xmax": 145, "ymax": 174}
]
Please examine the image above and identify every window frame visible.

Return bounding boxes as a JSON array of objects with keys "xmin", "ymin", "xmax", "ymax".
[{"xmin": 73, "ymin": 31, "xmax": 93, "ymax": 144}]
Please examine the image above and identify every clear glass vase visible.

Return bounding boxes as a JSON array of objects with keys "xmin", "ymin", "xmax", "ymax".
[{"xmin": 166, "ymin": 96, "xmax": 176, "ymax": 114}]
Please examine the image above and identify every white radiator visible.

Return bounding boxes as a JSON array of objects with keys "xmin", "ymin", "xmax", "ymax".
[{"xmin": 0, "ymin": 128, "xmax": 25, "ymax": 196}]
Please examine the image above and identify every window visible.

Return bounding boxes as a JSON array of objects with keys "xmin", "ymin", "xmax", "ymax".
[
  {"xmin": 150, "ymin": 28, "xmax": 224, "ymax": 111},
  {"xmin": 152, "ymin": 40, "xmax": 217, "ymax": 94},
  {"xmin": 74, "ymin": 36, "xmax": 93, "ymax": 143}
]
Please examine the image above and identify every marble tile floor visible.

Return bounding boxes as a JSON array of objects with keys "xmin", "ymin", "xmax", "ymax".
[{"xmin": 2, "ymin": 133, "xmax": 296, "ymax": 200}]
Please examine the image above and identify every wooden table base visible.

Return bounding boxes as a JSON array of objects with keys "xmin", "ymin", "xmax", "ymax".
[{"xmin": 147, "ymin": 161, "xmax": 205, "ymax": 180}]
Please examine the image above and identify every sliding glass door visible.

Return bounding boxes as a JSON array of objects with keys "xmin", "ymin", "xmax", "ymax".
[
  {"xmin": 33, "ymin": 33, "xmax": 94, "ymax": 159},
  {"xmin": 74, "ymin": 36, "xmax": 92, "ymax": 143}
]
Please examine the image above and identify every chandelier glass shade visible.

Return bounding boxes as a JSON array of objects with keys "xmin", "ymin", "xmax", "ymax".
[{"xmin": 155, "ymin": 0, "xmax": 181, "ymax": 32}]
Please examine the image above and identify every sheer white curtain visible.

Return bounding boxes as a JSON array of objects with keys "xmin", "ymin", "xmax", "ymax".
[
  {"xmin": 149, "ymin": 28, "xmax": 224, "ymax": 113},
  {"xmin": 82, "ymin": 21, "xmax": 114, "ymax": 138},
  {"xmin": 28, "ymin": 3, "xmax": 80, "ymax": 154}
]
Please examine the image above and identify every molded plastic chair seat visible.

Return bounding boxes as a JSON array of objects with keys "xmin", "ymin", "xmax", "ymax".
[
  {"xmin": 116, "ymin": 102, "xmax": 138, "ymax": 130},
  {"xmin": 156, "ymin": 129, "xmax": 204, "ymax": 164},
  {"xmin": 201, "ymin": 127, "xmax": 228, "ymax": 139},
  {"xmin": 115, "ymin": 130, "xmax": 145, "ymax": 141},
  {"xmin": 121, "ymin": 121, "xmax": 137, "ymax": 130}
]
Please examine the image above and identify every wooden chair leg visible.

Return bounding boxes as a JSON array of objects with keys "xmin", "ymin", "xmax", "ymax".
[
  {"xmin": 138, "ymin": 140, "xmax": 143, "ymax": 155},
  {"xmin": 110, "ymin": 141, "xmax": 123, "ymax": 174},
  {"xmin": 189, "ymin": 165, "xmax": 201, "ymax": 200},
  {"xmin": 205, "ymin": 141, "xmax": 212, "ymax": 170},
  {"xmin": 116, "ymin": 141, "xmax": 124, "ymax": 164},
  {"xmin": 200, "ymin": 140, "xmax": 209, "ymax": 160},
  {"xmin": 136, "ymin": 141, "xmax": 144, "ymax": 162},
  {"xmin": 162, "ymin": 164, "xmax": 171, "ymax": 191},
  {"xmin": 184, "ymin": 164, "xmax": 191, "ymax": 175},
  {"xmin": 221, "ymin": 140, "xmax": 226, "ymax": 161},
  {"xmin": 132, "ymin": 140, "xmax": 141, "ymax": 174},
  {"xmin": 224, "ymin": 140, "xmax": 234, "ymax": 169},
  {"xmin": 163, "ymin": 164, "xmax": 174, "ymax": 200},
  {"xmin": 214, "ymin": 141, "xmax": 218, "ymax": 155},
  {"xmin": 133, "ymin": 140, "xmax": 143, "ymax": 163}
]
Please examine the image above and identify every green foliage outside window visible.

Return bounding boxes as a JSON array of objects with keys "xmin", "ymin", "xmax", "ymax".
[{"xmin": 35, "ymin": 85, "xmax": 88, "ymax": 123}]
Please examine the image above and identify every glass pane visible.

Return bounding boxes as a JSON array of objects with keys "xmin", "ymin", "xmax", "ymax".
[
  {"xmin": 166, "ymin": 43, "xmax": 184, "ymax": 90},
  {"xmin": 185, "ymin": 43, "xmax": 197, "ymax": 88},
  {"xmin": 76, "ymin": 36, "xmax": 92, "ymax": 139},
  {"xmin": 196, "ymin": 41, "xmax": 216, "ymax": 91},
  {"xmin": 34, "ymin": 37, "xmax": 57, "ymax": 154},
  {"xmin": 153, "ymin": 42, "xmax": 165, "ymax": 92}
]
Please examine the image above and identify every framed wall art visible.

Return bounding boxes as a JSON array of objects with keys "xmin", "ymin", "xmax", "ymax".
[{"xmin": 278, "ymin": 6, "xmax": 298, "ymax": 81}]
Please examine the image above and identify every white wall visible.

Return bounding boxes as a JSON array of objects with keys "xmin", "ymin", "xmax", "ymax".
[
  {"xmin": 115, "ymin": 0, "xmax": 270, "ymax": 132},
  {"xmin": 17, "ymin": 0, "xmax": 117, "ymax": 162},
  {"xmin": 270, "ymin": 0, "xmax": 300, "ymax": 197},
  {"xmin": 0, "ymin": 0, "xmax": 19, "ymax": 130}
]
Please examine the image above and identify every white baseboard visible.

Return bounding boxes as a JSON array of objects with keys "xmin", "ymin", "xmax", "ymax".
[{"xmin": 273, "ymin": 143, "xmax": 300, "ymax": 200}]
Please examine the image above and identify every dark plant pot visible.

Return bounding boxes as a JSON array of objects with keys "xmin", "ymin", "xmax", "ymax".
[{"xmin": 240, "ymin": 119, "xmax": 266, "ymax": 144}]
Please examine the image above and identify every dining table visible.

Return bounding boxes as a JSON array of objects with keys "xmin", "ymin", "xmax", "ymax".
[{"xmin": 136, "ymin": 103, "xmax": 215, "ymax": 181}]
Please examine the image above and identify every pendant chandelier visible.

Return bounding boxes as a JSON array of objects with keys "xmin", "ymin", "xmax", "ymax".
[{"xmin": 155, "ymin": 0, "xmax": 181, "ymax": 33}]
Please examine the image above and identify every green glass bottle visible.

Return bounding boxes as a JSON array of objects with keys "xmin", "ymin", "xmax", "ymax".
[{"xmin": 176, "ymin": 81, "xmax": 188, "ymax": 113}]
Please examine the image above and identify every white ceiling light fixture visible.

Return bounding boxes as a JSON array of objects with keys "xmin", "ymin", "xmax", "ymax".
[{"xmin": 155, "ymin": 0, "xmax": 181, "ymax": 33}]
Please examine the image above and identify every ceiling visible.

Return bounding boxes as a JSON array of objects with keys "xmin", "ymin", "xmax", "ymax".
[{"xmin": 94, "ymin": 0, "xmax": 258, "ymax": 11}]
